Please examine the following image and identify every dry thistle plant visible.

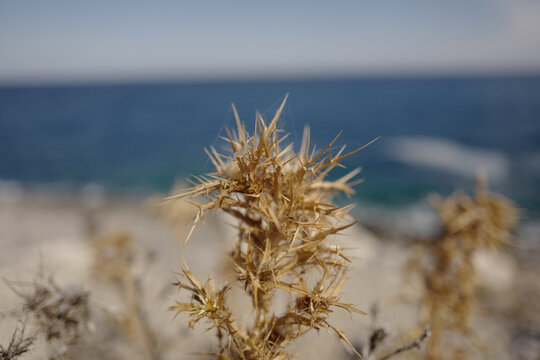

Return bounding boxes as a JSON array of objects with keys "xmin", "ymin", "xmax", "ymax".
[
  {"xmin": 91, "ymin": 231, "xmax": 161, "ymax": 360},
  {"xmin": 166, "ymin": 95, "xmax": 377, "ymax": 359},
  {"xmin": 6, "ymin": 276, "xmax": 90, "ymax": 360},
  {"xmin": 409, "ymin": 177, "xmax": 518, "ymax": 359},
  {"xmin": 0, "ymin": 319, "xmax": 36, "ymax": 360}
]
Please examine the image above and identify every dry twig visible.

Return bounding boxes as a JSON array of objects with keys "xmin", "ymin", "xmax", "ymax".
[
  {"xmin": 377, "ymin": 326, "xmax": 430, "ymax": 360},
  {"xmin": 0, "ymin": 319, "xmax": 36, "ymax": 360}
]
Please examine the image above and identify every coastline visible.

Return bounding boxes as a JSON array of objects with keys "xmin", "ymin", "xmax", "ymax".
[{"xmin": 1, "ymin": 182, "xmax": 538, "ymax": 358}]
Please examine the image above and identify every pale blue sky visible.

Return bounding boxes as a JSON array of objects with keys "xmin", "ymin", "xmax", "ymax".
[{"xmin": 1, "ymin": 0, "xmax": 539, "ymax": 84}]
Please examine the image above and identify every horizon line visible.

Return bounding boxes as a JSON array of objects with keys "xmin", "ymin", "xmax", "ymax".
[{"xmin": 1, "ymin": 70, "xmax": 540, "ymax": 88}]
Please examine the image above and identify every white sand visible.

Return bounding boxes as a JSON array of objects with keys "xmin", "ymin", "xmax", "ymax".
[{"xmin": 0, "ymin": 186, "xmax": 537, "ymax": 359}]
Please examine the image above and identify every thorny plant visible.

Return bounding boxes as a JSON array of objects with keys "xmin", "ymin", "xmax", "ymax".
[
  {"xmin": 6, "ymin": 276, "xmax": 90, "ymax": 360},
  {"xmin": 92, "ymin": 231, "xmax": 162, "ymax": 360},
  {"xmin": 167, "ymin": 95, "xmax": 378, "ymax": 359},
  {"xmin": 0, "ymin": 318, "xmax": 36, "ymax": 360},
  {"xmin": 409, "ymin": 177, "xmax": 518, "ymax": 359}
]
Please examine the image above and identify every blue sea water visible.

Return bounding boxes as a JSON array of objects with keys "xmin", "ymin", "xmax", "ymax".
[{"xmin": 1, "ymin": 76, "xmax": 539, "ymax": 217}]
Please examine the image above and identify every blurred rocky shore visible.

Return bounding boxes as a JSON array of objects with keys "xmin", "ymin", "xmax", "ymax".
[{"xmin": 0, "ymin": 181, "xmax": 539, "ymax": 359}]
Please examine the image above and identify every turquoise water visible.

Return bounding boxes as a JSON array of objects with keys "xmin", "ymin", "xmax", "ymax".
[{"xmin": 1, "ymin": 76, "xmax": 539, "ymax": 215}]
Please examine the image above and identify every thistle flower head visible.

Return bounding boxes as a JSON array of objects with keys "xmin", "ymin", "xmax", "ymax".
[{"xmin": 171, "ymin": 268, "xmax": 231, "ymax": 329}]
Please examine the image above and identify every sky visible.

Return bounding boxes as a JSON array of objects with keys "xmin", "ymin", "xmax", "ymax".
[{"xmin": 1, "ymin": 0, "xmax": 540, "ymax": 84}]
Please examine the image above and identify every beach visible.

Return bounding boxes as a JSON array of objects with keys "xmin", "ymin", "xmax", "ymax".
[{"xmin": 1, "ymin": 183, "xmax": 538, "ymax": 359}]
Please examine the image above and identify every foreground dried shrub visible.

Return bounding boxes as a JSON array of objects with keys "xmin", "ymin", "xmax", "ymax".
[
  {"xmin": 167, "ymin": 96, "xmax": 377, "ymax": 359},
  {"xmin": 410, "ymin": 178, "xmax": 518, "ymax": 359}
]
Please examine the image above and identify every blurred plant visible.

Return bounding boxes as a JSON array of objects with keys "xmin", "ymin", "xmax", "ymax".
[
  {"xmin": 0, "ymin": 318, "xmax": 36, "ymax": 360},
  {"xmin": 167, "ymin": 96, "xmax": 377, "ymax": 359},
  {"xmin": 7, "ymin": 276, "xmax": 90, "ymax": 360},
  {"xmin": 409, "ymin": 177, "xmax": 518, "ymax": 359},
  {"xmin": 153, "ymin": 184, "xmax": 198, "ymax": 241},
  {"xmin": 92, "ymin": 231, "xmax": 161, "ymax": 360},
  {"xmin": 349, "ymin": 304, "xmax": 430, "ymax": 360}
]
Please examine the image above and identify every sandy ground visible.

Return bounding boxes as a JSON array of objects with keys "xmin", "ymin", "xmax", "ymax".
[{"xmin": 1, "ymin": 185, "xmax": 539, "ymax": 359}]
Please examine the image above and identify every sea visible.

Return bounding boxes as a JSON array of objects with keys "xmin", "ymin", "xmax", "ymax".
[{"xmin": 1, "ymin": 76, "xmax": 539, "ymax": 236}]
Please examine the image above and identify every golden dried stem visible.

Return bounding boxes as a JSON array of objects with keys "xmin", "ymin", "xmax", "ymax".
[{"xmin": 168, "ymin": 97, "xmax": 373, "ymax": 359}]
